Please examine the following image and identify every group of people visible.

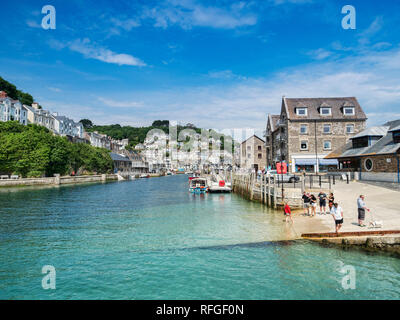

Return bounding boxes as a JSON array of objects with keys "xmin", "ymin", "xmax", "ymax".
[
  {"xmin": 302, "ymin": 191, "xmax": 335, "ymax": 216},
  {"xmin": 283, "ymin": 191, "xmax": 371, "ymax": 233}
]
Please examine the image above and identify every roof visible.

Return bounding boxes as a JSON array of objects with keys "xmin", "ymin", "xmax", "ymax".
[
  {"xmin": 268, "ymin": 114, "xmax": 280, "ymax": 132},
  {"xmin": 351, "ymin": 126, "xmax": 389, "ymax": 139},
  {"xmin": 110, "ymin": 153, "xmax": 131, "ymax": 162},
  {"xmin": 241, "ymin": 134, "xmax": 265, "ymax": 144},
  {"xmin": 325, "ymin": 121, "xmax": 400, "ymax": 159},
  {"xmin": 283, "ymin": 97, "xmax": 367, "ymax": 121}
]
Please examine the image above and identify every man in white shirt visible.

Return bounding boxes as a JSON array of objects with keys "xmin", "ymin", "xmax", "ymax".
[{"xmin": 331, "ymin": 202, "xmax": 343, "ymax": 233}]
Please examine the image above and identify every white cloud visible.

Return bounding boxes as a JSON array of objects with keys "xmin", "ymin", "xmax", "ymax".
[
  {"xmin": 26, "ymin": 20, "xmax": 41, "ymax": 29},
  {"xmin": 48, "ymin": 87, "xmax": 62, "ymax": 93},
  {"xmin": 142, "ymin": 0, "xmax": 257, "ymax": 29},
  {"xmin": 98, "ymin": 97, "xmax": 144, "ymax": 108},
  {"xmin": 307, "ymin": 48, "xmax": 333, "ymax": 60},
  {"xmin": 68, "ymin": 38, "xmax": 146, "ymax": 67}
]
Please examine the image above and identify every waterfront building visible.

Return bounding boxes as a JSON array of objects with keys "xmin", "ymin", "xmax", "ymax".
[
  {"xmin": 0, "ymin": 91, "xmax": 28, "ymax": 125},
  {"xmin": 239, "ymin": 135, "xmax": 266, "ymax": 172},
  {"xmin": 264, "ymin": 97, "xmax": 367, "ymax": 173},
  {"xmin": 110, "ymin": 152, "xmax": 132, "ymax": 174},
  {"xmin": 325, "ymin": 119, "xmax": 400, "ymax": 183}
]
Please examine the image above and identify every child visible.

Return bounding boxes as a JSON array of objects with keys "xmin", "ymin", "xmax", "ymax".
[{"xmin": 284, "ymin": 201, "xmax": 293, "ymax": 223}]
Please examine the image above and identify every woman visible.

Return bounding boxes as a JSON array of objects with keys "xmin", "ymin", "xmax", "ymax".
[
  {"xmin": 328, "ymin": 193, "xmax": 335, "ymax": 212},
  {"xmin": 309, "ymin": 194, "xmax": 317, "ymax": 216}
]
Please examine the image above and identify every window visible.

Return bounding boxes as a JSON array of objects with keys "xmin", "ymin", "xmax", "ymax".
[
  {"xmin": 393, "ymin": 131, "xmax": 400, "ymax": 144},
  {"xmin": 323, "ymin": 124, "xmax": 331, "ymax": 134},
  {"xmin": 352, "ymin": 137, "xmax": 369, "ymax": 148},
  {"xmin": 346, "ymin": 124, "xmax": 355, "ymax": 134},
  {"xmin": 300, "ymin": 141, "xmax": 308, "ymax": 150},
  {"xmin": 300, "ymin": 124, "xmax": 308, "ymax": 134},
  {"xmin": 323, "ymin": 140, "xmax": 332, "ymax": 150},
  {"xmin": 247, "ymin": 146, "xmax": 251, "ymax": 151},
  {"xmin": 247, "ymin": 153, "xmax": 251, "ymax": 158},
  {"xmin": 296, "ymin": 108, "xmax": 307, "ymax": 116},
  {"xmin": 258, "ymin": 146, "xmax": 261, "ymax": 151},
  {"xmin": 343, "ymin": 107, "xmax": 355, "ymax": 115},
  {"xmin": 258, "ymin": 153, "xmax": 262, "ymax": 159},
  {"xmin": 364, "ymin": 158, "xmax": 373, "ymax": 171},
  {"xmin": 320, "ymin": 107, "xmax": 331, "ymax": 115}
]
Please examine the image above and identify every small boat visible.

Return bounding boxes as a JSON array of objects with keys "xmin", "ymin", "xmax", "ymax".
[
  {"xmin": 166, "ymin": 171, "xmax": 173, "ymax": 175},
  {"xmin": 140, "ymin": 174, "xmax": 150, "ymax": 178},
  {"xmin": 189, "ymin": 178, "xmax": 209, "ymax": 194}
]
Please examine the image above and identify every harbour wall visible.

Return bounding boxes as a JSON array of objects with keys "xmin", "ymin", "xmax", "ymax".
[
  {"xmin": 0, "ymin": 174, "xmax": 118, "ymax": 188},
  {"xmin": 232, "ymin": 173, "xmax": 305, "ymax": 209}
]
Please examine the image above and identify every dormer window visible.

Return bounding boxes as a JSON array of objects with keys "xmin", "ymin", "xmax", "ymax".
[
  {"xmin": 393, "ymin": 131, "xmax": 400, "ymax": 144},
  {"xmin": 320, "ymin": 107, "xmax": 331, "ymax": 115},
  {"xmin": 296, "ymin": 107, "xmax": 307, "ymax": 116},
  {"xmin": 343, "ymin": 107, "xmax": 355, "ymax": 115}
]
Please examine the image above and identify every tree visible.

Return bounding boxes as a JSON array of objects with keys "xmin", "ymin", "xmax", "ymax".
[
  {"xmin": 152, "ymin": 120, "xmax": 169, "ymax": 127},
  {"xmin": 79, "ymin": 119, "xmax": 94, "ymax": 130}
]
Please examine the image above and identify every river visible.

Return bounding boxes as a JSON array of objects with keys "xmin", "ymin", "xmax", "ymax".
[{"xmin": 0, "ymin": 174, "xmax": 399, "ymax": 299}]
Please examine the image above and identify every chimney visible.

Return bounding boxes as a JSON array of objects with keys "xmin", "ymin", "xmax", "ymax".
[
  {"xmin": 32, "ymin": 102, "xmax": 39, "ymax": 109},
  {"xmin": 0, "ymin": 91, "xmax": 7, "ymax": 98}
]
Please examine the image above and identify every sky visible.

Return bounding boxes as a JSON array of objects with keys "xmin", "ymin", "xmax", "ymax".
[{"xmin": 1, "ymin": 0, "xmax": 400, "ymax": 135}]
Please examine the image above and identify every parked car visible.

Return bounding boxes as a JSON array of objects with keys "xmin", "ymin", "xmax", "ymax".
[{"xmin": 266, "ymin": 170, "xmax": 300, "ymax": 183}]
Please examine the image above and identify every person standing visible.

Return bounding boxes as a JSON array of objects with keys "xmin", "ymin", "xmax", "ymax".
[
  {"xmin": 328, "ymin": 192, "xmax": 335, "ymax": 212},
  {"xmin": 318, "ymin": 191, "xmax": 327, "ymax": 214},
  {"xmin": 309, "ymin": 194, "xmax": 317, "ymax": 216},
  {"xmin": 302, "ymin": 192, "xmax": 310, "ymax": 216},
  {"xmin": 357, "ymin": 195, "xmax": 370, "ymax": 227},
  {"xmin": 331, "ymin": 202, "xmax": 344, "ymax": 233},
  {"xmin": 284, "ymin": 201, "xmax": 293, "ymax": 224}
]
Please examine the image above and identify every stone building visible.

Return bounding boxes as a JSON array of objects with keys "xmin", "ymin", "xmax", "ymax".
[
  {"xmin": 264, "ymin": 97, "xmax": 367, "ymax": 173},
  {"xmin": 239, "ymin": 135, "xmax": 266, "ymax": 172},
  {"xmin": 325, "ymin": 120, "xmax": 400, "ymax": 183}
]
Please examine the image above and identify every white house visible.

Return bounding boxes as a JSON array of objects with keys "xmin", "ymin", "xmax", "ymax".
[{"xmin": 0, "ymin": 91, "xmax": 28, "ymax": 125}]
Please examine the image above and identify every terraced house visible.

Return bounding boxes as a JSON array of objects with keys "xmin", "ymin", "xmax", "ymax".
[
  {"xmin": 264, "ymin": 97, "xmax": 367, "ymax": 173},
  {"xmin": 0, "ymin": 91, "xmax": 28, "ymax": 125}
]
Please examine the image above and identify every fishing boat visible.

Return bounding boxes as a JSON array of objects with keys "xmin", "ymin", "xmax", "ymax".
[{"xmin": 189, "ymin": 177, "xmax": 209, "ymax": 194}]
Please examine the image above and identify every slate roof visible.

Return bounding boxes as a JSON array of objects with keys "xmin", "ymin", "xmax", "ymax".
[
  {"xmin": 351, "ymin": 126, "xmax": 389, "ymax": 139},
  {"xmin": 268, "ymin": 114, "xmax": 280, "ymax": 132},
  {"xmin": 241, "ymin": 135, "xmax": 265, "ymax": 145},
  {"xmin": 283, "ymin": 97, "xmax": 367, "ymax": 121},
  {"xmin": 110, "ymin": 153, "xmax": 131, "ymax": 162},
  {"xmin": 325, "ymin": 121, "xmax": 400, "ymax": 159}
]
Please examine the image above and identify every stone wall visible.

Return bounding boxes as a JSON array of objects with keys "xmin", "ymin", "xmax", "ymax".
[
  {"xmin": 287, "ymin": 120, "xmax": 365, "ymax": 158},
  {"xmin": 359, "ymin": 154, "xmax": 399, "ymax": 173},
  {"xmin": 0, "ymin": 174, "xmax": 118, "ymax": 188}
]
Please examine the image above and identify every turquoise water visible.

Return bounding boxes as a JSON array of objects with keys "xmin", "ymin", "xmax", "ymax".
[{"xmin": 0, "ymin": 175, "xmax": 399, "ymax": 299}]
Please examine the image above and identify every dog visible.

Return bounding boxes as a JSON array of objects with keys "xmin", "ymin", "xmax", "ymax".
[{"xmin": 368, "ymin": 220, "xmax": 383, "ymax": 228}]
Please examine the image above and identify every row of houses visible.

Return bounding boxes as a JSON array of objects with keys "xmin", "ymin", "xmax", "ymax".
[
  {"xmin": 0, "ymin": 91, "xmax": 84, "ymax": 138},
  {"xmin": 239, "ymin": 96, "xmax": 400, "ymax": 183}
]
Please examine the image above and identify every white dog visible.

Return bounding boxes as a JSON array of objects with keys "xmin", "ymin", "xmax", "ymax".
[{"xmin": 368, "ymin": 220, "xmax": 383, "ymax": 228}]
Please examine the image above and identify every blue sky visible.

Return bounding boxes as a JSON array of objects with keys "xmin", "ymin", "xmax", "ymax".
[{"xmin": 1, "ymin": 0, "xmax": 400, "ymax": 133}]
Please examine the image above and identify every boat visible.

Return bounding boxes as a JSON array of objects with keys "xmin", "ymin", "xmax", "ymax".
[
  {"xmin": 140, "ymin": 174, "xmax": 150, "ymax": 178},
  {"xmin": 189, "ymin": 178, "xmax": 209, "ymax": 194},
  {"xmin": 208, "ymin": 179, "xmax": 232, "ymax": 193}
]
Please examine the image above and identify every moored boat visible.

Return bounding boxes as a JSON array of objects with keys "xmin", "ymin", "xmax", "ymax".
[{"xmin": 189, "ymin": 177, "xmax": 209, "ymax": 194}]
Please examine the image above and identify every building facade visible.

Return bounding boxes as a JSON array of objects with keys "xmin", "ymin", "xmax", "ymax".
[
  {"xmin": 239, "ymin": 135, "xmax": 266, "ymax": 172},
  {"xmin": 264, "ymin": 97, "xmax": 367, "ymax": 173},
  {"xmin": 325, "ymin": 120, "xmax": 400, "ymax": 183},
  {"xmin": 0, "ymin": 92, "xmax": 28, "ymax": 125}
]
